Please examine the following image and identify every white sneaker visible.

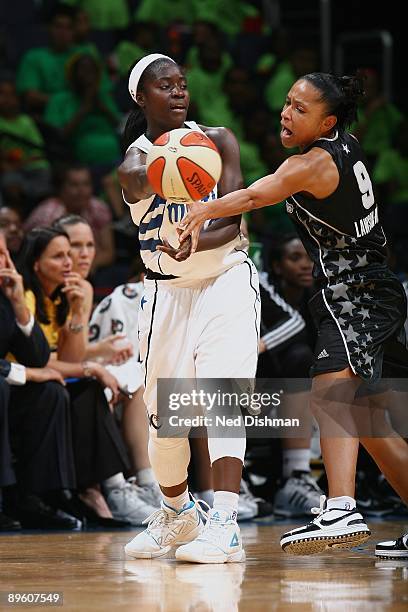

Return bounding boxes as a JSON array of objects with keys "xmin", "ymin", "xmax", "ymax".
[
  {"xmin": 105, "ymin": 482, "xmax": 157, "ymax": 526},
  {"xmin": 274, "ymin": 470, "xmax": 324, "ymax": 518},
  {"xmin": 280, "ymin": 495, "xmax": 371, "ymax": 555},
  {"xmin": 124, "ymin": 500, "xmax": 203, "ymax": 559},
  {"xmin": 238, "ymin": 479, "xmax": 257, "ymax": 521},
  {"xmin": 176, "ymin": 508, "xmax": 246, "ymax": 564},
  {"xmin": 128, "ymin": 477, "xmax": 161, "ymax": 509}
]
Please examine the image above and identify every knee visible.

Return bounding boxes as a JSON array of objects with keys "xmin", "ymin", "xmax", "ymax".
[{"xmin": 148, "ymin": 435, "xmax": 190, "ymax": 487}]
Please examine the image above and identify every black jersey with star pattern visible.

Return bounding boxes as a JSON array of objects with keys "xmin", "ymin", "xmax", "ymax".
[
  {"xmin": 285, "ymin": 129, "xmax": 387, "ymax": 287},
  {"xmin": 285, "ymin": 130, "xmax": 407, "ymax": 382}
]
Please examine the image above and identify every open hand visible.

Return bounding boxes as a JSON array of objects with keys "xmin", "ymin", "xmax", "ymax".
[
  {"xmin": 156, "ymin": 228, "xmax": 192, "ymax": 261},
  {"xmin": 0, "ymin": 249, "xmax": 25, "ymax": 305},
  {"xmin": 178, "ymin": 201, "xmax": 207, "ymax": 253}
]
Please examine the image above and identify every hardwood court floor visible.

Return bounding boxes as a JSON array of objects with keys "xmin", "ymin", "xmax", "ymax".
[{"xmin": 0, "ymin": 521, "xmax": 407, "ymax": 611}]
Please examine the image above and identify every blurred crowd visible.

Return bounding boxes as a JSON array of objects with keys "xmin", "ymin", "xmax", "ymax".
[{"xmin": 0, "ymin": 1, "xmax": 407, "ymax": 531}]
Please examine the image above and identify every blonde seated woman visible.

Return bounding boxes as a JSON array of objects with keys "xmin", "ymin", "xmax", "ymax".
[{"xmin": 53, "ymin": 214, "xmax": 161, "ymax": 521}]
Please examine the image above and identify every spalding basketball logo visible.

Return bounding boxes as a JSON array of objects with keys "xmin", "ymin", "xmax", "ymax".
[{"xmin": 186, "ymin": 172, "xmax": 210, "ymax": 198}]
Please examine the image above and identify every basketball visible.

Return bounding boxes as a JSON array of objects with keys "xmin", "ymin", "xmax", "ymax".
[{"xmin": 146, "ymin": 128, "xmax": 222, "ymax": 203}]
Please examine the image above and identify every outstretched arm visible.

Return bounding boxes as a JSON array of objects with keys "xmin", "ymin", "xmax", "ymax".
[{"xmin": 180, "ymin": 149, "xmax": 338, "ymax": 250}]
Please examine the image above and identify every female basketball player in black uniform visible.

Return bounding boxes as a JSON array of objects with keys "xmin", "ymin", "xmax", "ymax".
[{"xmin": 180, "ymin": 72, "xmax": 408, "ymax": 558}]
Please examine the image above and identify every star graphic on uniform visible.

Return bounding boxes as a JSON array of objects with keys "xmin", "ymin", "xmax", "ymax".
[
  {"xmin": 334, "ymin": 236, "xmax": 348, "ymax": 249},
  {"xmin": 141, "ymin": 295, "xmax": 147, "ymax": 310},
  {"xmin": 354, "ymin": 296, "xmax": 362, "ymax": 303},
  {"xmin": 356, "ymin": 359, "xmax": 362, "ymax": 367},
  {"xmin": 363, "ymin": 352, "xmax": 373, "ymax": 365},
  {"xmin": 354, "ymin": 346, "xmax": 362, "ymax": 354},
  {"xmin": 363, "ymin": 292, "xmax": 373, "ymax": 300},
  {"xmin": 314, "ymin": 227, "xmax": 324, "ymax": 236},
  {"xmin": 356, "ymin": 254, "xmax": 368, "ymax": 268},
  {"xmin": 342, "ymin": 144, "xmax": 350, "ymax": 154},
  {"xmin": 326, "ymin": 268, "xmax": 335, "ymax": 277},
  {"xmin": 366, "ymin": 332, "xmax": 373, "ymax": 342},
  {"xmin": 350, "ymin": 237, "xmax": 357, "ymax": 243},
  {"xmin": 360, "ymin": 307, "xmax": 370, "ymax": 320},
  {"xmin": 334, "ymin": 254, "xmax": 353, "ymax": 273},
  {"xmin": 338, "ymin": 316, "xmax": 346, "ymax": 326},
  {"xmin": 344, "ymin": 324, "xmax": 359, "ymax": 343},
  {"xmin": 360, "ymin": 340, "xmax": 367, "ymax": 348},
  {"xmin": 362, "ymin": 322, "xmax": 366, "ymax": 328},
  {"xmin": 330, "ymin": 282, "xmax": 350, "ymax": 300},
  {"xmin": 339, "ymin": 301, "xmax": 356, "ymax": 316}
]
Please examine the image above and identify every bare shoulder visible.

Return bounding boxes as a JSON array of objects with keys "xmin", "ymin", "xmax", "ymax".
[
  {"xmin": 296, "ymin": 147, "xmax": 339, "ymax": 197},
  {"xmin": 199, "ymin": 125, "xmax": 238, "ymax": 150},
  {"xmin": 118, "ymin": 146, "xmax": 146, "ymax": 175}
]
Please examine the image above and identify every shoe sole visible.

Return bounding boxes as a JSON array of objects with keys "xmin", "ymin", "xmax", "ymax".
[
  {"xmin": 375, "ymin": 551, "xmax": 408, "ymax": 559},
  {"xmin": 176, "ymin": 548, "xmax": 246, "ymax": 564},
  {"xmin": 281, "ymin": 530, "xmax": 371, "ymax": 555}
]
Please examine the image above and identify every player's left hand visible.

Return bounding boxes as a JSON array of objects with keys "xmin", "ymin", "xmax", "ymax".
[
  {"xmin": 156, "ymin": 231, "xmax": 192, "ymax": 261},
  {"xmin": 179, "ymin": 202, "xmax": 207, "ymax": 253}
]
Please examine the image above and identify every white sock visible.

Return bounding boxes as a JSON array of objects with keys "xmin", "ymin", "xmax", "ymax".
[
  {"xmin": 213, "ymin": 491, "xmax": 239, "ymax": 518},
  {"xmin": 196, "ymin": 489, "xmax": 214, "ymax": 507},
  {"xmin": 103, "ymin": 473, "xmax": 126, "ymax": 490},
  {"xmin": 137, "ymin": 467, "xmax": 155, "ymax": 486},
  {"xmin": 327, "ymin": 496, "xmax": 356, "ymax": 511},
  {"xmin": 163, "ymin": 488, "xmax": 190, "ymax": 512},
  {"xmin": 282, "ymin": 448, "xmax": 311, "ymax": 479}
]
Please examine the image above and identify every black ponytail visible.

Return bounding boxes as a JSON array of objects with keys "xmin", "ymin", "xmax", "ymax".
[
  {"xmin": 302, "ymin": 72, "xmax": 364, "ymax": 129},
  {"xmin": 122, "ymin": 108, "xmax": 147, "ymax": 151}
]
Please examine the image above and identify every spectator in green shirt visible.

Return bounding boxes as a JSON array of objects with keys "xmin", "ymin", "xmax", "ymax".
[
  {"xmin": 112, "ymin": 22, "xmax": 159, "ymax": 78},
  {"xmin": 63, "ymin": 0, "xmax": 130, "ymax": 30},
  {"xmin": 16, "ymin": 4, "xmax": 80, "ymax": 114},
  {"xmin": 352, "ymin": 68, "xmax": 403, "ymax": 167},
  {"xmin": 0, "ymin": 77, "xmax": 51, "ymax": 211},
  {"xmin": 44, "ymin": 53, "xmax": 121, "ymax": 171}
]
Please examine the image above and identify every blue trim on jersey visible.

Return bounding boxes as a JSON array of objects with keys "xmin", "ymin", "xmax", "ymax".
[
  {"xmin": 139, "ymin": 214, "xmax": 164, "ymax": 235},
  {"xmin": 139, "ymin": 237, "xmax": 162, "ymax": 252}
]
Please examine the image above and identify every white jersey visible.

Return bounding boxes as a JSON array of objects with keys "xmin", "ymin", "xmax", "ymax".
[
  {"xmin": 89, "ymin": 282, "xmax": 144, "ymax": 393},
  {"xmin": 125, "ymin": 121, "xmax": 249, "ymax": 287}
]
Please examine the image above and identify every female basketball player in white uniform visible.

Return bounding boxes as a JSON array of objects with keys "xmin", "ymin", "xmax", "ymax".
[{"xmin": 119, "ymin": 54, "xmax": 260, "ymax": 563}]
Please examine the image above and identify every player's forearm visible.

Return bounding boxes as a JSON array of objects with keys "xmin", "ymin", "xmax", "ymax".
[
  {"xmin": 118, "ymin": 163, "xmax": 154, "ymax": 202},
  {"xmin": 202, "ymin": 188, "xmax": 267, "ymax": 219},
  {"xmin": 196, "ymin": 219, "xmax": 240, "ymax": 252}
]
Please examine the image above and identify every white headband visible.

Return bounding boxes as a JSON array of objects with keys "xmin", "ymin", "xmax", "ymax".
[{"xmin": 128, "ymin": 53, "xmax": 176, "ymax": 102}]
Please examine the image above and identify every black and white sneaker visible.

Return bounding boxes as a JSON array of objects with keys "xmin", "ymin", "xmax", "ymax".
[
  {"xmin": 375, "ymin": 533, "xmax": 408, "ymax": 559},
  {"xmin": 280, "ymin": 495, "xmax": 371, "ymax": 555}
]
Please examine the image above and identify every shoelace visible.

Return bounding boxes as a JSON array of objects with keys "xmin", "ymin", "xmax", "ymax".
[
  {"xmin": 143, "ymin": 495, "xmax": 210, "ymax": 532},
  {"xmin": 311, "ymin": 494, "xmax": 327, "ymax": 517},
  {"xmin": 300, "ymin": 473, "xmax": 323, "ymax": 494},
  {"xmin": 239, "ymin": 478, "xmax": 263, "ymax": 504}
]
